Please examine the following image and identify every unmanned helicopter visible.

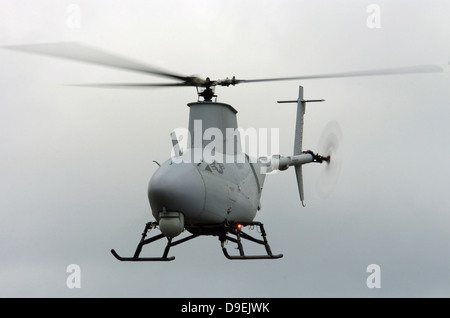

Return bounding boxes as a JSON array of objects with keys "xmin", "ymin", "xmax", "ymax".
[{"xmin": 4, "ymin": 42, "xmax": 443, "ymax": 260}]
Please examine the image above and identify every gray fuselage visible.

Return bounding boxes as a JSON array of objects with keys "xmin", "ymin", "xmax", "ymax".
[{"xmin": 148, "ymin": 149, "xmax": 266, "ymax": 225}]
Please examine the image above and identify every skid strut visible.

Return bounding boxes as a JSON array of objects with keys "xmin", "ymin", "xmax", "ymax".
[
  {"xmin": 111, "ymin": 222, "xmax": 199, "ymax": 262},
  {"xmin": 219, "ymin": 222, "xmax": 283, "ymax": 260}
]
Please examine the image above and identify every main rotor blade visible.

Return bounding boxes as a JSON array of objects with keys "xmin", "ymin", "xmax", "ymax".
[
  {"xmin": 68, "ymin": 82, "xmax": 190, "ymax": 88},
  {"xmin": 3, "ymin": 42, "xmax": 188, "ymax": 82},
  {"xmin": 236, "ymin": 64, "xmax": 443, "ymax": 84}
]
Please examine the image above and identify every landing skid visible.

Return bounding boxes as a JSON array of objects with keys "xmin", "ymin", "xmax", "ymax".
[
  {"xmin": 111, "ymin": 222, "xmax": 199, "ymax": 262},
  {"xmin": 111, "ymin": 221, "xmax": 282, "ymax": 261},
  {"xmin": 219, "ymin": 222, "xmax": 283, "ymax": 260},
  {"xmin": 111, "ymin": 249, "xmax": 175, "ymax": 262}
]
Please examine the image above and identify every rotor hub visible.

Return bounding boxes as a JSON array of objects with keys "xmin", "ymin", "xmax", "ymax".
[{"xmin": 197, "ymin": 85, "xmax": 216, "ymax": 102}]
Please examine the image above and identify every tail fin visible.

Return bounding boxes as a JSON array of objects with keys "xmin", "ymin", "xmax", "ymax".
[
  {"xmin": 294, "ymin": 86, "xmax": 306, "ymax": 207},
  {"xmin": 293, "ymin": 86, "xmax": 306, "ymax": 156},
  {"xmin": 295, "ymin": 166, "xmax": 306, "ymax": 207},
  {"xmin": 278, "ymin": 86, "xmax": 324, "ymax": 207}
]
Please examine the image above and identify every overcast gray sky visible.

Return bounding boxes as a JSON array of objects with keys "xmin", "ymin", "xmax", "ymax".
[{"xmin": 1, "ymin": 0, "xmax": 450, "ymax": 297}]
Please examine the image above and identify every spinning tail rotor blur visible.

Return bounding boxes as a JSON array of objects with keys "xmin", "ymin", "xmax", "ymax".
[{"xmin": 316, "ymin": 121, "xmax": 343, "ymax": 199}]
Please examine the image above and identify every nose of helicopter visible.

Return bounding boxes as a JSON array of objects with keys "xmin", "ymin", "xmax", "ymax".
[{"xmin": 148, "ymin": 160, "xmax": 205, "ymax": 222}]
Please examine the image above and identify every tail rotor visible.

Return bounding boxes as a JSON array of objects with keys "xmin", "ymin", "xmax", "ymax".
[{"xmin": 315, "ymin": 121, "xmax": 343, "ymax": 199}]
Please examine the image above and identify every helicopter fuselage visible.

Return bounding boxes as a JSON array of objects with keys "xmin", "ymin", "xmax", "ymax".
[{"xmin": 148, "ymin": 148, "xmax": 265, "ymax": 230}]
